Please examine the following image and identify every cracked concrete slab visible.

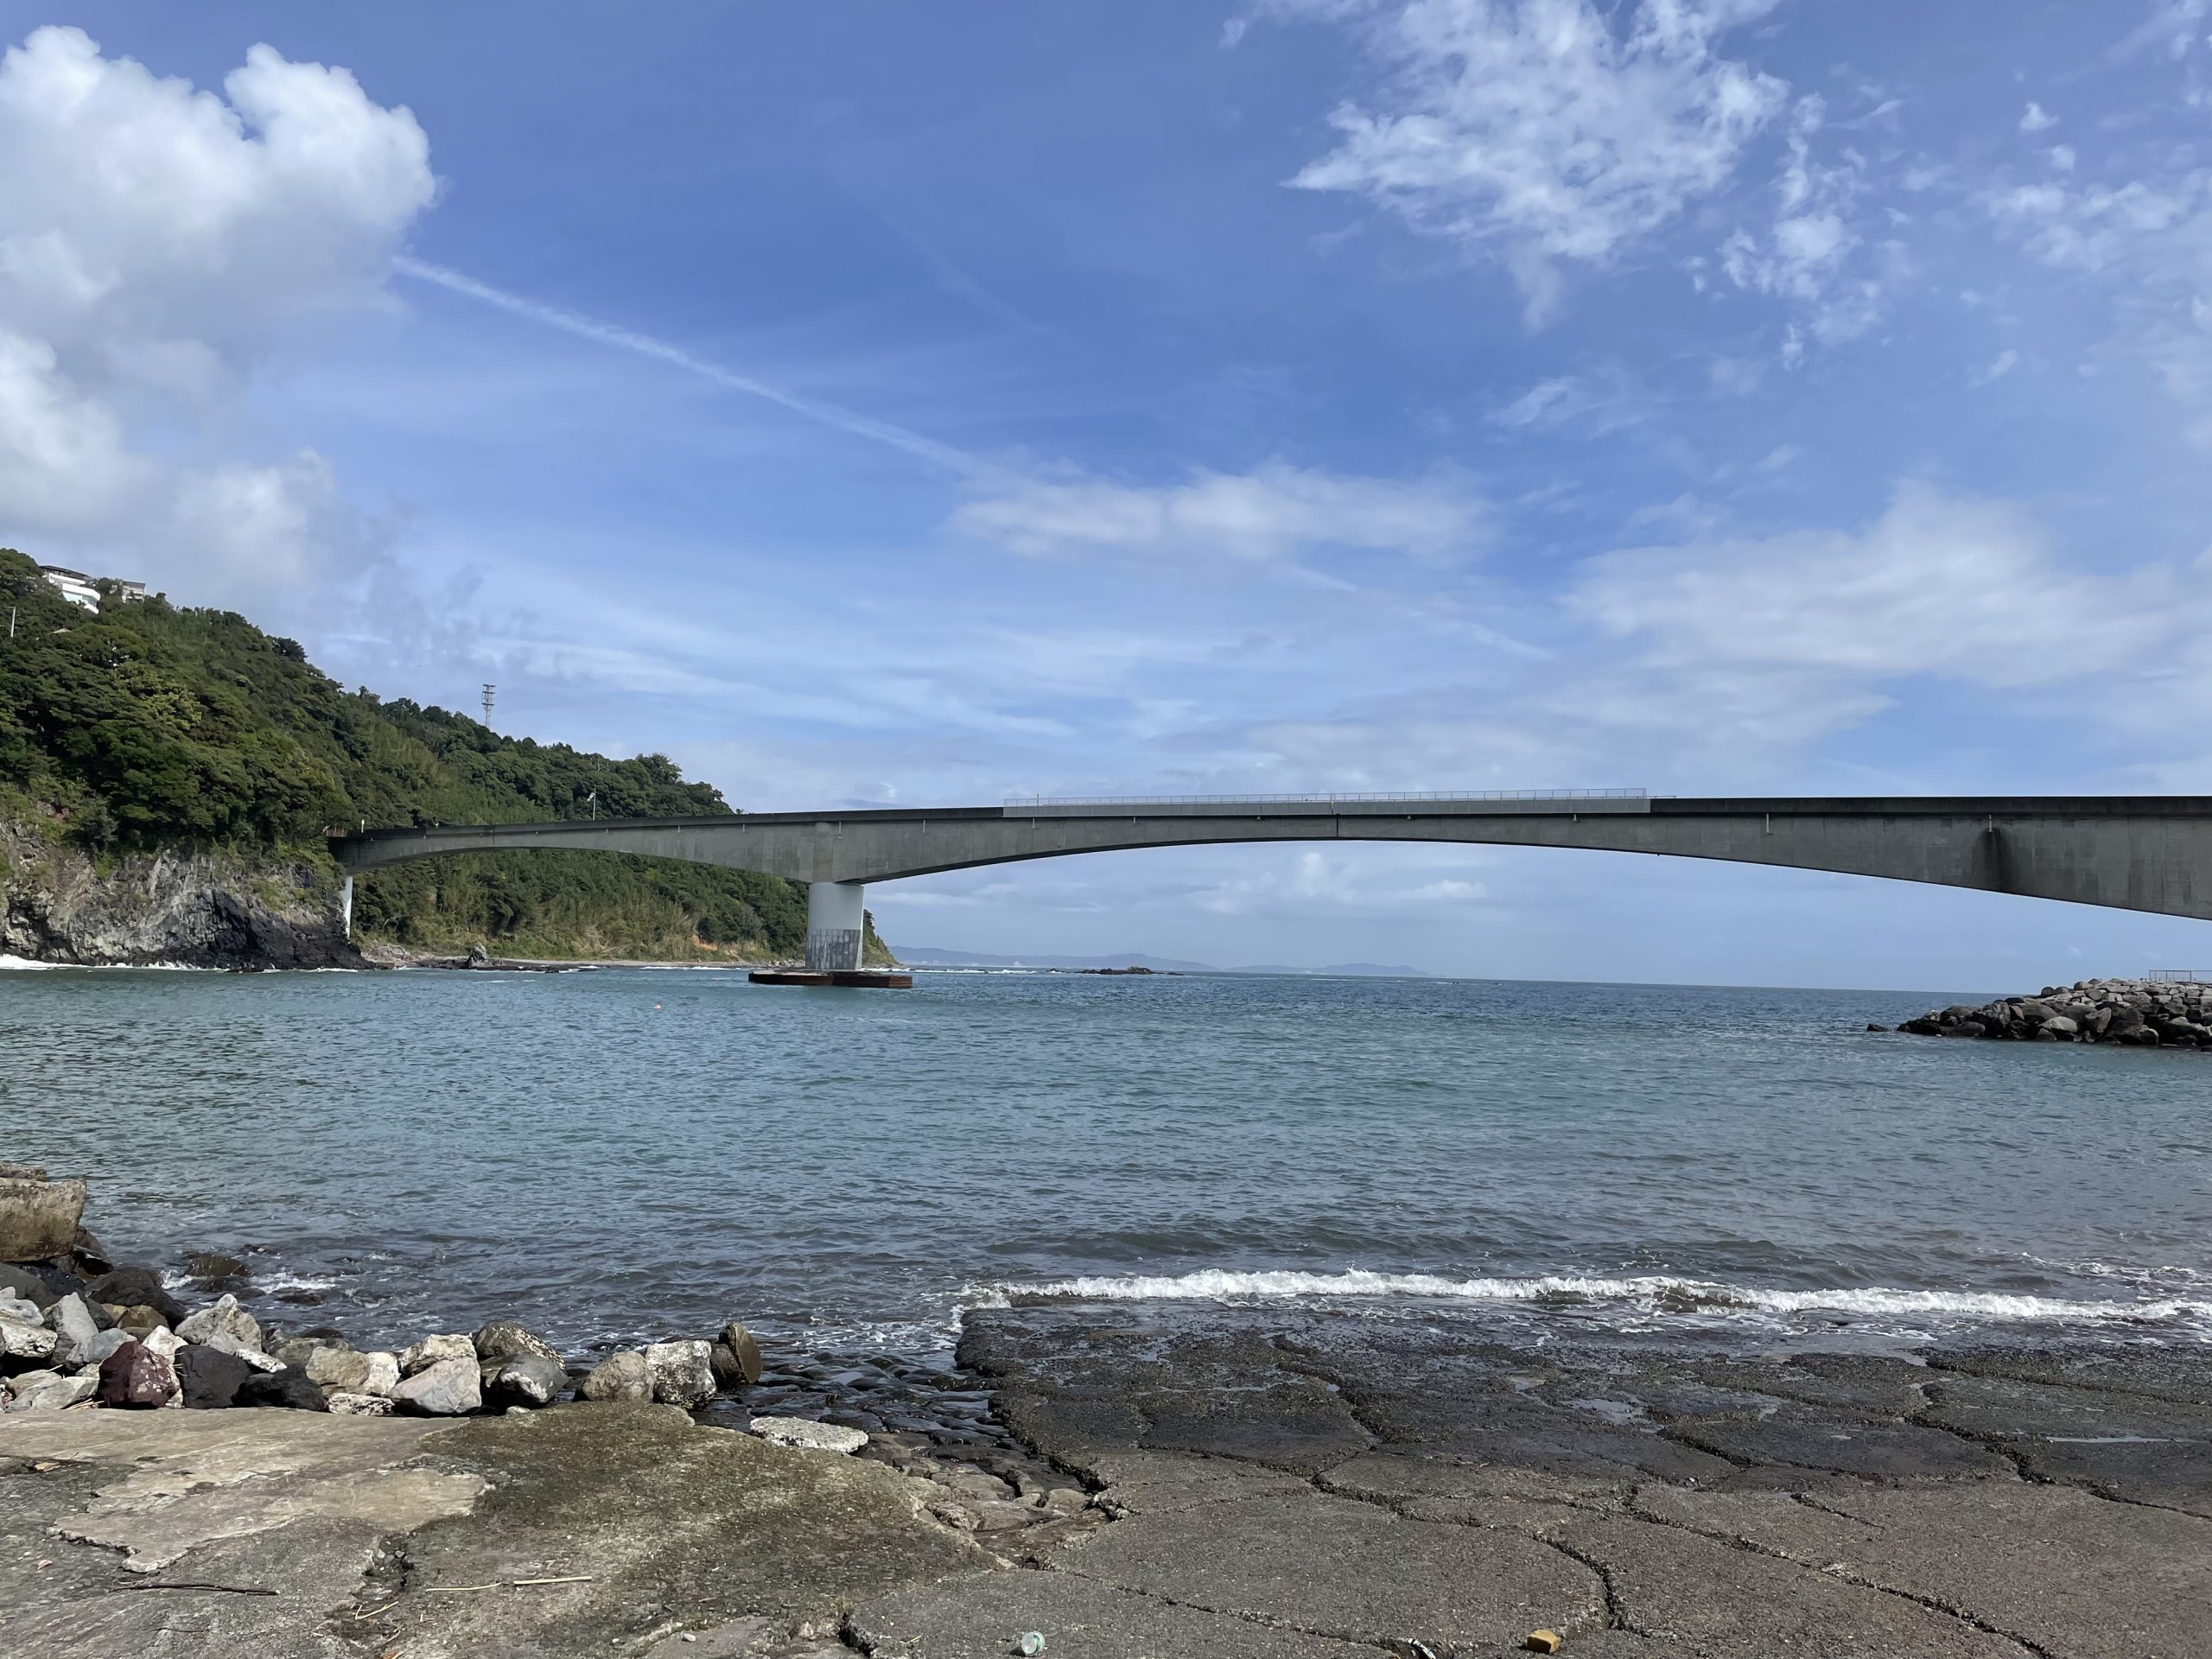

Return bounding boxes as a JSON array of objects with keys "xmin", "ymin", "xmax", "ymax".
[
  {"xmin": 1630, "ymin": 1480, "xmax": 2212, "ymax": 1659},
  {"xmin": 1666, "ymin": 1404, "xmax": 2013, "ymax": 1479},
  {"xmin": 1052, "ymin": 1490, "xmax": 1606, "ymax": 1652},
  {"xmin": 1556, "ymin": 1513, "xmax": 2037, "ymax": 1657},
  {"xmin": 851, "ymin": 1569, "xmax": 1384, "ymax": 1658}
]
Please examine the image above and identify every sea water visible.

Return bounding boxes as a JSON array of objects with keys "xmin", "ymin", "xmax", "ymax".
[{"xmin": 3, "ymin": 966, "xmax": 2208, "ymax": 1352}]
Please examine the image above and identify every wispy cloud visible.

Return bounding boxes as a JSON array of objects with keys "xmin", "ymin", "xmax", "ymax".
[{"xmin": 393, "ymin": 257, "xmax": 989, "ymax": 479}]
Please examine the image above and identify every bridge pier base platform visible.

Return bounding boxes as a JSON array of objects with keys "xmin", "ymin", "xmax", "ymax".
[{"xmin": 748, "ymin": 969, "xmax": 912, "ymax": 989}]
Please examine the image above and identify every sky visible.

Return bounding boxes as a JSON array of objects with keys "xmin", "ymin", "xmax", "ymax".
[{"xmin": 3, "ymin": 1, "xmax": 2212, "ymax": 987}]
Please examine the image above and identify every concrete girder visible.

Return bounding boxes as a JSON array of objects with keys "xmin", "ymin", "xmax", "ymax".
[{"xmin": 328, "ymin": 798, "xmax": 2212, "ymax": 924}]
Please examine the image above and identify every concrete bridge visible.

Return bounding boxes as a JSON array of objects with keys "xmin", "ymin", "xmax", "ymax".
[{"xmin": 329, "ymin": 791, "xmax": 2212, "ymax": 971}]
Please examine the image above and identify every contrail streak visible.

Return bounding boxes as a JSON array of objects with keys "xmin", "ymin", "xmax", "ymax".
[{"xmin": 393, "ymin": 256, "xmax": 988, "ymax": 480}]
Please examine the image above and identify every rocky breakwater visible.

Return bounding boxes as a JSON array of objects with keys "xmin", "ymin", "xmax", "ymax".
[
  {"xmin": 0, "ymin": 1166, "xmax": 1099, "ymax": 1568},
  {"xmin": 1896, "ymin": 976, "xmax": 2212, "ymax": 1048}
]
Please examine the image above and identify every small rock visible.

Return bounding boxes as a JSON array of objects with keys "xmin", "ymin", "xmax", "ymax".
[
  {"xmin": 238, "ymin": 1367, "xmax": 329, "ymax": 1411},
  {"xmin": 140, "ymin": 1325, "xmax": 184, "ymax": 1363},
  {"xmin": 326, "ymin": 1391, "xmax": 394, "ymax": 1416},
  {"xmin": 390, "ymin": 1356, "xmax": 481, "ymax": 1415},
  {"xmin": 750, "ymin": 1416, "xmax": 868, "ymax": 1454},
  {"xmin": 200, "ymin": 1332, "xmax": 285, "ymax": 1371},
  {"xmin": 580, "ymin": 1350, "xmax": 652, "ymax": 1402},
  {"xmin": 716, "ymin": 1322, "xmax": 764, "ymax": 1386},
  {"xmin": 359, "ymin": 1351, "xmax": 400, "ymax": 1395},
  {"xmin": 302, "ymin": 1345, "xmax": 373, "ymax": 1393},
  {"xmin": 82, "ymin": 1267, "xmax": 186, "ymax": 1327},
  {"xmin": 8, "ymin": 1370, "xmax": 99, "ymax": 1411},
  {"xmin": 485, "ymin": 1353, "xmax": 567, "ymax": 1408},
  {"xmin": 0, "ymin": 1290, "xmax": 43, "ymax": 1325},
  {"xmin": 400, "ymin": 1332, "xmax": 476, "ymax": 1376},
  {"xmin": 176, "ymin": 1344, "xmax": 252, "ymax": 1408},
  {"xmin": 0, "ymin": 1313, "xmax": 57, "ymax": 1361},
  {"xmin": 175, "ymin": 1293, "xmax": 262, "ymax": 1351},
  {"xmin": 96, "ymin": 1340, "xmax": 178, "ymax": 1408},
  {"xmin": 70, "ymin": 1329, "xmax": 132, "ymax": 1370},
  {"xmin": 472, "ymin": 1320, "xmax": 563, "ymax": 1367},
  {"xmin": 644, "ymin": 1339, "xmax": 716, "ymax": 1408},
  {"xmin": 116, "ymin": 1305, "xmax": 168, "ymax": 1338}
]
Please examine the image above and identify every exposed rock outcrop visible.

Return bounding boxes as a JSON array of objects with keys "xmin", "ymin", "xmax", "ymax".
[{"xmin": 0, "ymin": 821, "xmax": 364, "ymax": 970}]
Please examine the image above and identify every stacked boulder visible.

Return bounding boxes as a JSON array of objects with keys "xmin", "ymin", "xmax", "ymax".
[
  {"xmin": 3, "ymin": 1162, "xmax": 779, "ymax": 1422},
  {"xmin": 1898, "ymin": 978, "xmax": 2212, "ymax": 1049}
]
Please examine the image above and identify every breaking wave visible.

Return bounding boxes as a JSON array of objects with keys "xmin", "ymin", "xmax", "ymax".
[{"xmin": 982, "ymin": 1268, "xmax": 2212, "ymax": 1327}]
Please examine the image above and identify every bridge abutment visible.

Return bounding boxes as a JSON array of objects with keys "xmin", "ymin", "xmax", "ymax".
[{"xmin": 804, "ymin": 880, "xmax": 867, "ymax": 971}]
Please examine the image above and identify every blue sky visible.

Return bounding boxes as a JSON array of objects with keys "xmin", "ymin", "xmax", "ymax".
[{"xmin": 5, "ymin": 1, "xmax": 2212, "ymax": 984}]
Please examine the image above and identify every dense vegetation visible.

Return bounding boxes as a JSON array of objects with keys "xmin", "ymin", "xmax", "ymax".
[{"xmin": 0, "ymin": 549, "xmax": 872, "ymax": 961}]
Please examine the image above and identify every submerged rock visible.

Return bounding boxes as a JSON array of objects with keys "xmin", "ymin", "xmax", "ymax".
[{"xmin": 713, "ymin": 1321, "xmax": 765, "ymax": 1389}]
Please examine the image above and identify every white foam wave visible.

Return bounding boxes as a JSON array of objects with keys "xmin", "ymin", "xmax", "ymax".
[
  {"xmin": 0, "ymin": 953, "xmax": 60, "ymax": 969},
  {"xmin": 990, "ymin": 1268, "xmax": 2212, "ymax": 1326}
]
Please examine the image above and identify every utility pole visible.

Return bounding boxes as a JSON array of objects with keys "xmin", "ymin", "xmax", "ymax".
[
  {"xmin": 481, "ymin": 683, "xmax": 496, "ymax": 728},
  {"xmin": 585, "ymin": 789, "xmax": 599, "ymax": 821}
]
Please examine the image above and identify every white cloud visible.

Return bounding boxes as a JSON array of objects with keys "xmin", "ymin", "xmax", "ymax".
[
  {"xmin": 1568, "ymin": 484, "xmax": 2172, "ymax": 688},
  {"xmin": 1716, "ymin": 95, "xmax": 1890, "ymax": 346},
  {"xmin": 2019, "ymin": 101, "xmax": 2057, "ymax": 133},
  {"xmin": 1265, "ymin": 0, "xmax": 1788, "ymax": 324},
  {"xmin": 1971, "ymin": 347, "xmax": 2019, "ymax": 385},
  {"xmin": 0, "ymin": 27, "xmax": 434, "ymax": 598},
  {"xmin": 950, "ymin": 461, "xmax": 1486, "ymax": 562},
  {"xmin": 1985, "ymin": 176, "xmax": 2202, "ymax": 273},
  {"xmin": 1489, "ymin": 367, "xmax": 1652, "ymax": 433}
]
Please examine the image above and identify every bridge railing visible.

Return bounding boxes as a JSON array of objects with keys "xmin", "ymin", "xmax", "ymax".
[{"xmin": 1004, "ymin": 788, "xmax": 1649, "ymax": 810}]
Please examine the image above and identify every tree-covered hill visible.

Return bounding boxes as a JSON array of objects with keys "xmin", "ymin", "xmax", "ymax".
[{"xmin": 0, "ymin": 549, "xmax": 870, "ymax": 962}]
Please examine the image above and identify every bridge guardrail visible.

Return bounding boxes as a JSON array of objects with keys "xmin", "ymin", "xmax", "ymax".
[{"xmin": 1004, "ymin": 788, "xmax": 1648, "ymax": 810}]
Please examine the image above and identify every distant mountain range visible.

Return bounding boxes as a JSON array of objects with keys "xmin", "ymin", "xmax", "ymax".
[{"xmin": 892, "ymin": 945, "xmax": 1429, "ymax": 977}]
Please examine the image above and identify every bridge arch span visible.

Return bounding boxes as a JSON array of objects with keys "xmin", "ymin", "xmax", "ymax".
[{"xmin": 331, "ymin": 793, "xmax": 2212, "ymax": 971}]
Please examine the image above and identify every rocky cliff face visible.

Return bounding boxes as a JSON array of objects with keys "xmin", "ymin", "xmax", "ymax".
[{"xmin": 0, "ymin": 823, "xmax": 364, "ymax": 970}]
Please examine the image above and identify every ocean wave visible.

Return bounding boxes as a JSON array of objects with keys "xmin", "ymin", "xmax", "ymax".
[
  {"xmin": 982, "ymin": 1268, "xmax": 2212, "ymax": 1326},
  {"xmin": 0, "ymin": 954, "xmax": 60, "ymax": 970}
]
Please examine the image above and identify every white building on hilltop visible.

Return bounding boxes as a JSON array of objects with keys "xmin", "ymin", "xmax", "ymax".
[
  {"xmin": 35, "ymin": 566, "xmax": 147, "ymax": 613},
  {"xmin": 38, "ymin": 566, "xmax": 99, "ymax": 612}
]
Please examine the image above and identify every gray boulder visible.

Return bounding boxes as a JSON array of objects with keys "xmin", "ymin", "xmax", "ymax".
[
  {"xmin": 390, "ymin": 1356, "xmax": 480, "ymax": 1415},
  {"xmin": 48, "ymin": 1293, "xmax": 106, "ymax": 1363},
  {"xmin": 0, "ymin": 1290, "xmax": 42, "ymax": 1325},
  {"xmin": 302, "ymin": 1345, "xmax": 372, "ymax": 1393},
  {"xmin": 400, "ymin": 1332, "xmax": 475, "ymax": 1376},
  {"xmin": 6, "ymin": 1370, "xmax": 98, "ymax": 1411},
  {"xmin": 0, "ymin": 1313, "xmax": 57, "ymax": 1362},
  {"xmin": 579, "ymin": 1349, "xmax": 652, "ymax": 1402},
  {"xmin": 0, "ymin": 1168, "xmax": 86, "ymax": 1263},
  {"xmin": 643, "ymin": 1339, "xmax": 715, "ymax": 1408},
  {"xmin": 70, "ymin": 1329, "xmax": 132, "ymax": 1370},
  {"xmin": 359, "ymin": 1351, "xmax": 400, "ymax": 1395},
  {"xmin": 473, "ymin": 1320, "xmax": 563, "ymax": 1367},
  {"xmin": 485, "ymin": 1354, "xmax": 567, "ymax": 1408},
  {"xmin": 200, "ymin": 1332, "xmax": 284, "ymax": 1371},
  {"xmin": 715, "ymin": 1322, "xmax": 764, "ymax": 1387},
  {"xmin": 175, "ymin": 1293, "xmax": 262, "ymax": 1351}
]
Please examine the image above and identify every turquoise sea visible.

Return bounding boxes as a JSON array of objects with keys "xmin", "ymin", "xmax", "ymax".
[{"xmin": 4, "ymin": 965, "xmax": 2209, "ymax": 1353}]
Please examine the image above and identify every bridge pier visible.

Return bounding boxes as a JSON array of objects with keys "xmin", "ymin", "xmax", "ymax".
[{"xmin": 804, "ymin": 880, "xmax": 866, "ymax": 972}]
